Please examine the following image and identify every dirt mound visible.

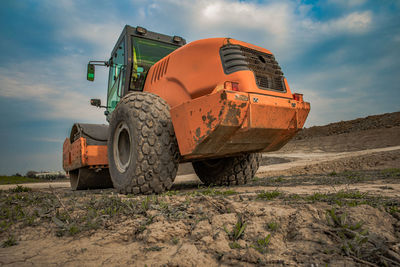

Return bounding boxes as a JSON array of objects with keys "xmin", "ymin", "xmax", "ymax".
[
  {"xmin": 295, "ymin": 111, "xmax": 400, "ymax": 140},
  {"xmin": 281, "ymin": 111, "xmax": 400, "ymax": 153},
  {"xmin": 1, "ymin": 184, "xmax": 399, "ymax": 266},
  {"xmin": 264, "ymin": 149, "xmax": 400, "ymax": 177}
]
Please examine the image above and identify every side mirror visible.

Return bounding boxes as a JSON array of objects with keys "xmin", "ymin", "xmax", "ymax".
[
  {"xmin": 87, "ymin": 63, "xmax": 95, "ymax": 81},
  {"xmin": 90, "ymin": 99, "xmax": 101, "ymax": 107}
]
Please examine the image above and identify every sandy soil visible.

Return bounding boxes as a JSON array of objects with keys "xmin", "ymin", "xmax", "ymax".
[{"xmin": 1, "ymin": 112, "xmax": 399, "ymax": 266}]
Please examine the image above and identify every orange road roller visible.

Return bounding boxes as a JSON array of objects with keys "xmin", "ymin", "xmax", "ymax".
[{"xmin": 63, "ymin": 25, "xmax": 310, "ymax": 194}]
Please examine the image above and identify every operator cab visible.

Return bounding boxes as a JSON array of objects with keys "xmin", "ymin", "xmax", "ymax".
[{"xmin": 88, "ymin": 25, "xmax": 186, "ymax": 116}]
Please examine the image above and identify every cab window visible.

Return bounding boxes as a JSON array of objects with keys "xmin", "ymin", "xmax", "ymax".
[
  {"xmin": 107, "ymin": 37, "xmax": 125, "ymax": 113},
  {"xmin": 130, "ymin": 36, "xmax": 179, "ymax": 90}
]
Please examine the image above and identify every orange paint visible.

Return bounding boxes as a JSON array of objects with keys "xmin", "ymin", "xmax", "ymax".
[
  {"xmin": 170, "ymin": 90, "xmax": 310, "ymax": 161},
  {"xmin": 64, "ymin": 36, "xmax": 310, "ymax": 171},
  {"xmin": 143, "ymin": 38, "xmax": 294, "ymax": 108},
  {"xmin": 63, "ymin": 137, "xmax": 108, "ymax": 171}
]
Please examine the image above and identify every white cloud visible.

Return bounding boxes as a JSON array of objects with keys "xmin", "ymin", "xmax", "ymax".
[
  {"xmin": 0, "ymin": 0, "xmax": 383, "ymax": 128},
  {"xmin": 142, "ymin": 0, "xmax": 373, "ymax": 62},
  {"xmin": 327, "ymin": 11, "xmax": 372, "ymax": 34},
  {"xmin": 0, "ymin": 59, "xmax": 107, "ymax": 122},
  {"xmin": 328, "ymin": 0, "xmax": 367, "ymax": 8},
  {"xmin": 41, "ymin": 0, "xmax": 125, "ymax": 57}
]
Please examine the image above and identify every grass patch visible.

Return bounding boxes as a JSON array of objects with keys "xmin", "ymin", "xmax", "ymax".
[
  {"xmin": 9, "ymin": 185, "xmax": 32, "ymax": 193},
  {"xmin": 0, "ymin": 176, "xmax": 41, "ymax": 185},
  {"xmin": 0, "ymin": 191, "xmax": 58, "ymax": 233},
  {"xmin": 55, "ymin": 195, "xmax": 140, "ymax": 236},
  {"xmin": 269, "ymin": 177, "xmax": 284, "ymax": 183},
  {"xmin": 225, "ymin": 214, "xmax": 247, "ymax": 242},
  {"xmin": 325, "ymin": 208, "xmax": 369, "ymax": 258},
  {"xmin": 252, "ymin": 234, "xmax": 271, "ymax": 254},
  {"xmin": 188, "ymin": 188, "xmax": 237, "ymax": 197},
  {"xmin": 252, "ymin": 189, "xmax": 399, "ymax": 210},
  {"xmin": 162, "ymin": 190, "xmax": 180, "ymax": 196},
  {"xmin": 266, "ymin": 221, "xmax": 279, "ymax": 232},
  {"xmin": 171, "ymin": 237, "xmax": 179, "ymax": 245},
  {"xmin": 256, "ymin": 191, "xmax": 282, "ymax": 200},
  {"xmin": 381, "ymin": 168, "xmax": 400, "ymax": 178},
  {"xmin": 0, "ymin": 190, "xmax": 148, "ymax": 237},
  {"xmin": 140, "ymin": 196, "xmax": 152, "ymax": 213},
  {"xmin": 2, "ymin": 235, "xmax": 18, "ymax": 247},
  {"xmin": 251, "ymin": 170, "xmax": 398, "ymax": 188},
  {"xmin": 144, "ymin": 246, "xmax": 163, "ymax": 252},
  {"xmin": 229, "ymin": 241, "xmax": 241, "ymax": 249}
]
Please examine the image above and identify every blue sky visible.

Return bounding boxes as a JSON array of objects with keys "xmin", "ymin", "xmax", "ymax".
[{"xmin": 0, "ymin": 0, "xmax": 399, "ymax": 175}]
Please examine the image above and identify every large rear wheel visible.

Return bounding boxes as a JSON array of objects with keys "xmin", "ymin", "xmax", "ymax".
[
  {"xmin": 192, "ymin": 153, "xmax": 261, "ymax": 186},
  {"xmin": 108, "ymin": 92, "xmax": 179, "ymax": 194}
]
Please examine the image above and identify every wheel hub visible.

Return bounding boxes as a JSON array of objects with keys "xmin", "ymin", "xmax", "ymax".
[{"xmin": 113, "ymin": 122, "xmax": 131, "ymax": 173}]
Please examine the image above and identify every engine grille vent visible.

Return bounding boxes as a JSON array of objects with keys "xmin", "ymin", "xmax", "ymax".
[
  {"xmin": 219, "ymin": 44, "xmax": 286, "ymax": 92},
  {"xmin": 219, "ymin": 45, "xmax": 248, "ymax": 74},
  {"xmin": 240, "ymin": 46, "xmax": 285, "ymax": 92},
  {"xmin": 151, "ymin": 57, "xmax": 170, "ymax": 84}
]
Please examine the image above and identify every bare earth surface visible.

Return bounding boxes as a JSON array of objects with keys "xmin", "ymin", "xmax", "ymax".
[{"xmin": 1, "ymin": 112, "xmax": 400, "ymax": 266}]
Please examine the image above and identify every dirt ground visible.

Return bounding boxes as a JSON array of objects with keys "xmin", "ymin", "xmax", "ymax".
[{"xmin": 1, "ymin": 112, "xmax": 400, "ymax": 266}]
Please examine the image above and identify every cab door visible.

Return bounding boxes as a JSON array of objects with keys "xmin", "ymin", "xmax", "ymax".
[{"xmin": 107, "ymin": 37, "xmax": 126, "ymax": 113}]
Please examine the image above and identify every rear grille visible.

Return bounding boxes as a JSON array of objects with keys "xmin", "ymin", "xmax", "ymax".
[
  {"xmin": 220, "ymin": 44, "xmax": 286, "ymax": 92},
  {"xmin": 219, "ymin": 45, "xmax": 248, "ymax": 74},
  {"xmin": 240, "ymin": 46, "xmax": 285, "ymax": 92}
]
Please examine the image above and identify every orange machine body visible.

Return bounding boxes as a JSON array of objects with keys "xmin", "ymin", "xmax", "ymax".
[
  {"xmin": 170, "ymin": 89, "xmax": 309, "ymax": 161},
  {"xmin": 143, "ymin": 38, "xmax": 310, "ymax": 160},
  {"xmin": 63, "ymin": 37, "xmax": 310, "ymax": 170},
  {"xmin": 143, "ymin": 38, "xmax": 294, "ymax": 108},
  {"xmin": 63, "ymin": 137, "xmax": 108, "ymax": 171}
]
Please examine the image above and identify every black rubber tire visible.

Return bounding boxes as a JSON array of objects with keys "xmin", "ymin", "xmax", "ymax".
[
  {"xmin": 192, "ymin": 153, "xmax": 261, "ymax": 186},
  {"xmin": 108, "ymin": 92, "xmax": 179, "ymax": 194}
]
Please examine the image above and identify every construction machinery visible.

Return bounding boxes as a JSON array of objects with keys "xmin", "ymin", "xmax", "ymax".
[{"xmin": 63, "ymin": 25, "xmax": 310, "ymax": 194}]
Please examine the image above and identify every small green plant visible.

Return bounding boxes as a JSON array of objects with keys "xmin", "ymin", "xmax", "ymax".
[
  {"xmin": 141, "ymin": 196, "xmax": 151, "ymax": 212},
  {"xmin": 172, "ymin": 237, "xmax": 179, "ymax": 245},
  {"xmin": 381, "ymin": 168, "xmax": 400, "ymax": 177},
  {"xmin": 144, "ymin": 246, "xmax": 163, "ymax": 252},
  {"xmin": 68, "ymin": 224, "xmax": 80, "ymax": 235},
  {"xmin": 252, "ymin": 234, "xmax": 271, "ymax": 254},
  {"xmin": 225, "ymin": 214, "xmax": 247, "ymax": 241},
  {"xmin": 342, "ymin": 171, "xmax": 364, "ymax": 182},
  {"xmin": 10, "ymin": 185, "xmax": 32, "ymax": 193},
  {"xmin": 229, "ymin": 241, "xmax": 241, "ymax": 249},
  {"xmin": 136, "ymin": 215, "xmax": 155, "ymax": 234},
  {"xmin": 306, "ymin": 192, "xmax": 329, "ymax": 202},
  {"xmin": 386, "ymin": 205, "xmax": 399, "ymax": 215},
  {"xmin": 256, "ymin": 191, "xmax": 282, "ymax": 200},
  {"xmin": 270, "ymin": 177, "xmax": 284, "ymax": 183},
  {"xmin": 2, "ymin": 235, "xmax": 18, "ymax": 247},
  {"xmin": 326, "ymin": 208, "xmax": 348, "ymax": 228},
  {"xmin": 329, "ymin": 171, "xmax": 337, "ymax": 176},
  {"xmin": 266, "ymin": 221, "xmax": 279, "ymax": 232},
  {"xmin": 163, "ymin": 190, "xmax": 179, "ymax": 196},
  {"xmin": 335, "ymin": 190, "xmax": 366, "ymax": 199},
  {"xmin": 325, "ymin": 208, "xmax": 369, "ymax": 258},
  {"xmin": 220, "ymin": 189, "xmax": 237, "ymax": 196},
  {"xmin": 188, "ymin": 188, "xmax": 237, "ymax": 197}
]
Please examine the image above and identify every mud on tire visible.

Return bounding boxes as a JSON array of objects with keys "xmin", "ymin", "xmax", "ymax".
[
  {"xmin": 192, "ymin": 153, "xmax": 261, "ymax": 186},
  {"xmin": 108, "ymin": 92, "xmax": 179, "ymax": 194}
]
